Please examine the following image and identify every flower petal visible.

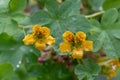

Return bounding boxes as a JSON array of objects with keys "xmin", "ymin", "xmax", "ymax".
[
  {"xmin": 72, "ymin": 48, "xmax": 83, "ymax": 59},
  {"xmin": 32, "ymin": 24, "xmax": 42, "ymax": 33},
  {"xmin": 75, "ymin": 31, "xmax": 86, "ymax": 43},
  {"xmin": 63, "ymin": 31, "xmax": 74, "ymax": 43},
  {"xmin": 35, "ymin": 41, "xmax": 46, "ymax": 50},
  {"xmin": 59, "ymin": 42, "xmax": 71, "ymax": 53},
  {"xmin": 82, "ymin": 40, "xmax": 93, "ymax": 51},
  {"xmin": 23, "ymin": 34, "xmax": 35, "ymax": 45},
  {"xmin": 46, "ymin": 36, "xmax": 55, "ymax": 45}
]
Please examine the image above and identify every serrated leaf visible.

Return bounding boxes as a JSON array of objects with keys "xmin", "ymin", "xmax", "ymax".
[
  {"xmin": 31, "ymin": 10, "xmax": 53, "ymax": 25},
  {"xmin": 75, "ymin": 59, "xmax": 101, "ymax": 80},
  {"xmin": 103, "ymin": 0, "xmax": 120, "ymax": 10},
  {"xmin": 45, "ymin": 0, "xmax": 59, "ymax": 16},
  {"xmin": 9, "ymin": 0, "xmax": 27, "ymax": 13},
  {"xmin": 101, "ymin": 8, "xmax": 118, "ymax": 26},
  {"xmin": 59, "ymin": 0, "xmax": 81, "ymax": 17},
  {"xmin": 93, "ymin": 31, "xmax": 105, "ymax": 52},
  {"xmin": 89, "ymin": 9, "xmax": 120, "ymax": 58}
]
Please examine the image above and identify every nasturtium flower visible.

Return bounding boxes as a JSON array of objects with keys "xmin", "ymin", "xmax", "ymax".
[
  {"xmin": 59, "ymin": 31, "xmax": 93, "ymax": 59},
  {"xmin": 23, "ymin": 24, "xmax": 55, "ymax": 50}
]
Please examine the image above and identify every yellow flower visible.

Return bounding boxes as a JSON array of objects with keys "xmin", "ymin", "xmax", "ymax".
[
  {"xmin": 59, "ymin": 31, "xmax": 93, "ymax": 59},
  {"xmin": 59, "ymin": 42, "xmax": 71, "ymax": 53},
  {"xmin": 38, "ymin": 27, "xmax": 50, "ymax": 38},
  {"xmin": 35, "ymin": 41, "xmax": 46, "ymax": 50},
  {"xmin": 75, "ymin": 31, "xmax": 86, "ymax": 43},
  {"xmin": 108, "ymin": 70, "xmax": 116, "ymax": 79},
  {"xmin": 72, "ymin": 48, "xmax": 83, "ymax": 59},
  {"xmin": 32, "ymin": 24, "xmax": 42, "ymax": 33},
  {"xmin": 32, "ymin": 25, "xmax": 50, "ymax": 39},
  {"xmin": 82, "ymin": 40, "xmax": 93, "ymax": 51},
  {"xmin": 23, "ymin": 34, "xmax": 35, "ymax": 45},
  {"xmin": 107, "ymin": 59, "xmax": 120, "ymax": 79},
  {"xmin": 23, "ymin": 24, "xmax": 55, "ymax": 50},
  {"xmin": 63, "ymin": 31, "xmax": 74, "ymax": 43},
  {"xmin": 46, "ymin": 36, "xmax": 55, "ymax": 45}
]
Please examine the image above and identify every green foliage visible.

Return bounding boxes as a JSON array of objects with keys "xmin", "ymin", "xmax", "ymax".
[
  {"xmin": 103, "ymin": 0, "xmax": 120, "ymax": 10},
  {"xmin": 27, "ymin": 62, "xmax": 73, "ymax": 80},
  {"xmin": 88, "ymin": 0, "xmax": 105, "ymax": 10},
  {"xmin": 9, "ymin": 0, "xmax": 27, "ymax": 13},
  {"xmin": 89, "ymin": 8, "xmax": 120, "ymax": 58},
  {"xmin": 0, "ymin": 0, "xmax": 10, "ymax": 13},
  {"xmin": 0, "ymin": 33, "xmax": 37, "ymax": 69},
  {"xmin": 0, "ymin": 0, "xmax": 27, "ymax": 35},
  {"xmin": 75, "ymin": 59, "xmax": 101, "ymax": 80},
  {"xmin": 0, "ymin": 63, "xmax": 13, "ymax": 80}
]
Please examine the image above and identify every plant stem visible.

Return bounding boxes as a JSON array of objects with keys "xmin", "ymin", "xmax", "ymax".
[
  {"xmin": 19, "ymin": 25, "xmax": 33, "ymax": 29},
  {"xmin": 85, "ymin": 11, "xmax": 105, "ymax": 19},
  {"xmin": 98, "ymin": 59, "xmax": 113, "ymax": 66},
  {"xmin": 77, "ymin": 59, "xmax": 83, "ymax": 64}
]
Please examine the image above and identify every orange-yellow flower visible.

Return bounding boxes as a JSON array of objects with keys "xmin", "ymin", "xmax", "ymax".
[
  {"xmin": 107, "ymin": 59, "xmax": 120, "ymax": 79},
  {"xmin": 63, "ymin": 31, "xmax": 74, "ymax": 43},
  {"xmin": 72, "ymin": 48, "xmax": 83, "ymax": 59},
  {"xmin": 60, "ymin": 42, "xmax": 71, "ymax": 53},
  {"xmin": 23, "ymin": 34, "xmax": 35, "ymax": 45},
  {"xmin": 59, "ymin": 31, "xmax": 93, "ymax": 59},
  {"xmin": 75, "ymin": 31, "xmax": 86, "ymax": 43},
  {"xmin": 35, "ymin": 41, "xmax": 46, "ymax": 50},
  {"xmin": 23, "ymin": 24, "xmax": 55, "ymax": 50},
  {"xmin": 82, "ymin": 40, "xmax": 93, "ymax": 51}
]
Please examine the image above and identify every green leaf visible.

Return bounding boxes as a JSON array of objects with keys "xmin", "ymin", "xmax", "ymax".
[
  {"xmin": 89, "ymin": 9, "xmax": 120, "ymax": 58},
  {"xmin": 0, "ymin": 15, "xmax": 18, "ymax": 35},
  {"xmin": 9, "ymin": 0, "xmax": 27, "ymax": 13},
  {"xmin": 0, "ymin": 63, "xmax": 13, "ymax": 80},
  {"xmin": 88, "ymin": 0, "xmax": 105, "ymax": 10},
  {"xmin": 11, "ymin": 13, "xmax": 29, "ymax": 24},
  {"xmin": 75, "ymin": 59, "xmax": 101, "ymax": 80},
  {"xmin": 59, "ymin": 0, "xmax": 81, "ymax": 17},
  {"xmin": 31, "ymin": 10, "xmax": 53, "ymax": 25},
  {"xmin": 0, "ymin": 33, "xmax": 17, "ymax": 50},
  {"xmin": 101, "ymin": 8, "xmax": 118, "ymax": 26},
  {"xmin": 28, "ymin": 62, "xmax": 73, "ymax": 80},
  {"xmin": 45, "ymin": 0, "xmax": 59, "ymax": 16},
  {"xmin": 103, "ymin": 0, "xmax": 120, "ymax": 10},
  {"xmin": 0, "ymin": 0, "xmax": 10, "ymax": 13},
  {"xmin": 0, "ymin": 33, "xmax": 36, "ymax": 69}
]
